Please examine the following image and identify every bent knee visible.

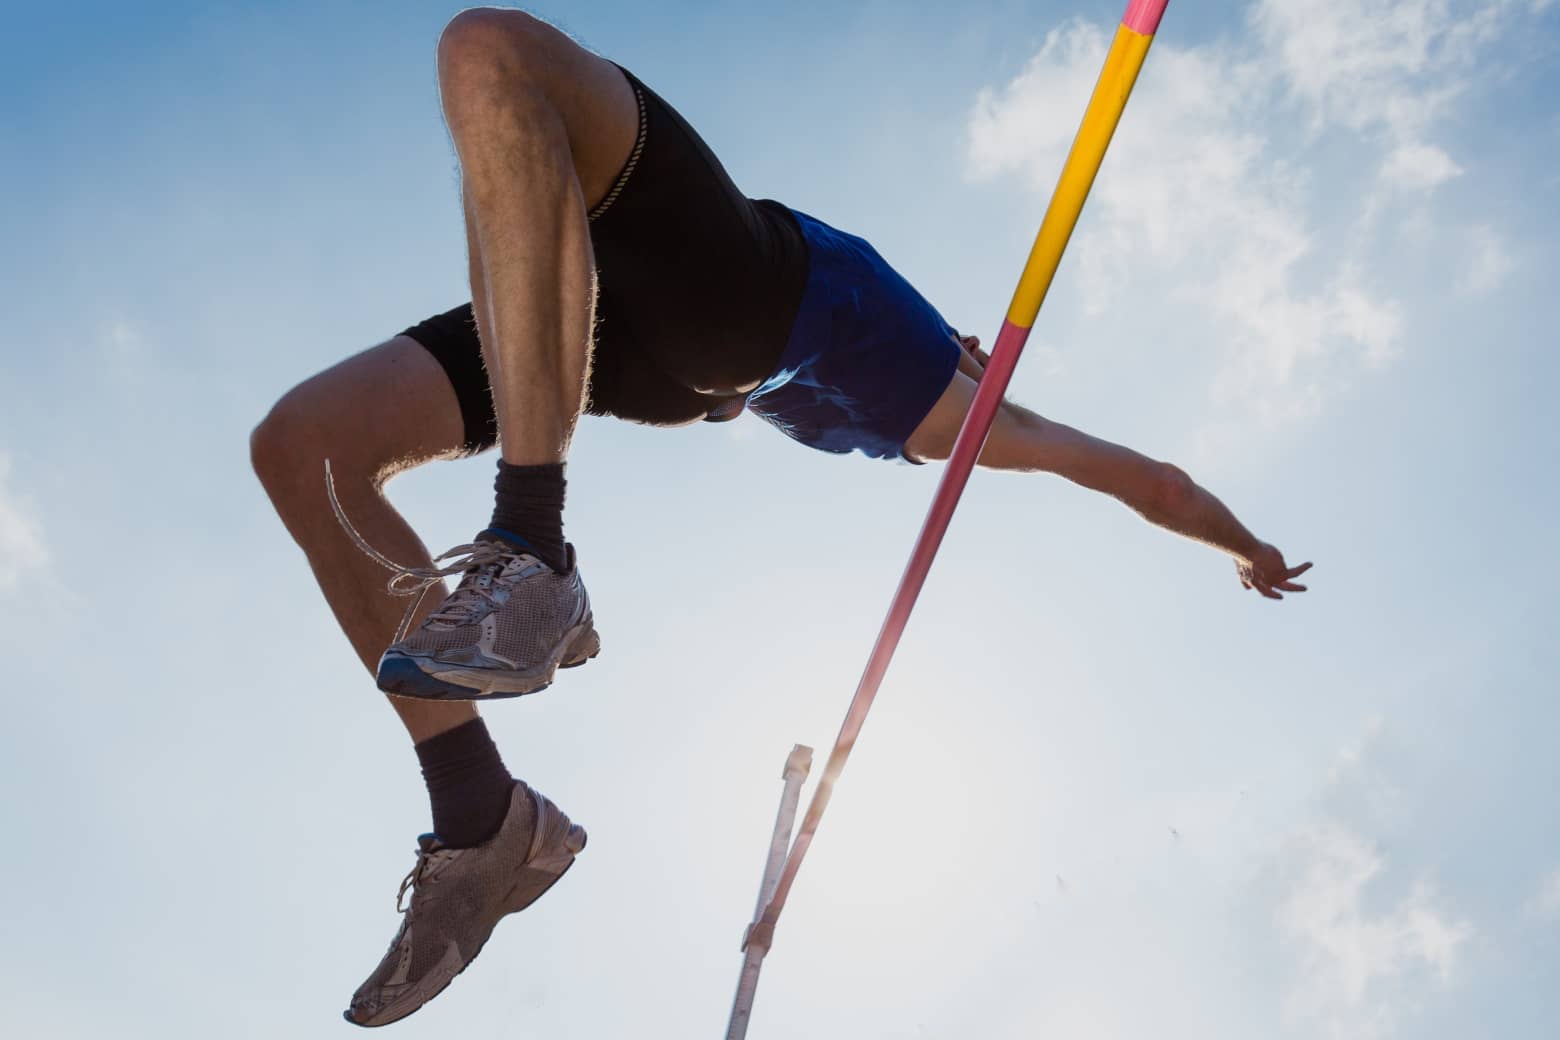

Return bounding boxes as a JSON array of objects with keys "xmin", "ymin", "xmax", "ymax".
[
  {"xmin": 250, "ymin": 389, "xmax": 382, "ymax": 507},
  {"xmin": 250, "ymin": 394, "xmax": 326, "ymax": 502},
  {"xmin": 437, "ymin": 8, "xmax": 565, "ymax": 92}
]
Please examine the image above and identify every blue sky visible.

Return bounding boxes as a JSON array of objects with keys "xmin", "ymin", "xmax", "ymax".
[{"xmin": 2, "ymin": 1, "xmax": 1558, "ymax": 1037}]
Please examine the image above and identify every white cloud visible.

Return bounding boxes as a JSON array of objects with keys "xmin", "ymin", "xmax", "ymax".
[
  {"xmin": 1380, "ymin": 143, "xmax": 1464, "ymax": 192},
  {"xmin": 1460, "ymin": 226, "xmax": 1515, "ymax": 295},
  {"xmin": 0, "ymin": 451, "xmax": 48, "ymax": 592},
  {"xmin": 1264, "ymin": 720, "xmax": 1473, "ymax": 1039},
  {"xmin": 1249, "ymin": 0, "xmax": 1500, "ymax": 144},
  {"xmin": 1278, "ymin": 824, "xmax": 1471, "ymax": 1039},
  {"xmin": 966, "ymin": 0, "xmax": 1542, "ymax": 429}
]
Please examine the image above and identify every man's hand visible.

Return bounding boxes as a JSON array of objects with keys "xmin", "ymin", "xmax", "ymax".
[{"xmin": 1237, "ymin": 544, "xmax": 1312, "ymax": 600}]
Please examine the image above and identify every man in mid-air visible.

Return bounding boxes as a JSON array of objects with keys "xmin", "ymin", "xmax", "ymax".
[{"xmin": 251, "ymin": 7, "xmax": 1311, "ymax": 1027}]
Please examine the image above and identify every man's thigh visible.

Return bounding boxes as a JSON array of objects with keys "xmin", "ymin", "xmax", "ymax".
[{"xmin": 260, "ymin": 336, "xmax": 470, "ymax": 487}]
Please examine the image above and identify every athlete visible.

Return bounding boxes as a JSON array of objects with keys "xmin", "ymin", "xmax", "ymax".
[{"xmin": 250, "ymin": 8, "xmax": 1312, "ymax": 1027}]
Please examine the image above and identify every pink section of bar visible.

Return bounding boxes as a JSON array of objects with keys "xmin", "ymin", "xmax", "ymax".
[
  {"xmin": 760, "ymin": 315, "xmax": 1033, "ymax": 929},
  {"xmin": 1122, "ymin": 0, "xmax": 1168, "ymax": 35}
]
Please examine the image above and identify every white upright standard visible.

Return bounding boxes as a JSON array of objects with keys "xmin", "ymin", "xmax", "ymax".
[{"xmin": 724, "ymin": 744, "xmax": 813, "ymax": 1040}]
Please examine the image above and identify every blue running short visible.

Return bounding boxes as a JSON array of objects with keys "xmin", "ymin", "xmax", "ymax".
[{"xmin": 746, "ymin": 208, "xmax": 962, "ymax": 462}]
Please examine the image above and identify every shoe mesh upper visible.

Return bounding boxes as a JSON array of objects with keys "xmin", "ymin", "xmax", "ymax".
[{"xmin": 395, "ymin": 553, "xmax": 589, "ymax": 667}]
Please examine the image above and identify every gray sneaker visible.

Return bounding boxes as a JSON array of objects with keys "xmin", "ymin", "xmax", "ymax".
[
  {"xmin": 376, "ymin": 533, "xmax": 601, "ymax": 701},
  {"xmin": 344, "ymin": 783, "xmax": 587, "ymax": 1028}
]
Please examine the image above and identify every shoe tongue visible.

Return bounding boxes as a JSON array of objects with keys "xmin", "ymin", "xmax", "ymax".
[
  {"xmin": 478, "ymin": 527, "xmax": 536, "ymax": 554},
  {"xmin": 476, "ymin": 529, "xmax": 553, "ymax": 583}
]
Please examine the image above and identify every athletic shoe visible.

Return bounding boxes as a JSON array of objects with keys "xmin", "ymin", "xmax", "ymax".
[
  {"xmin": 344, "ymin": 782, "xmax": 588, "ymax": 1028},
  {"xmin": 376, "ymin": 532, "xmax": 601, "ymax": 700}
]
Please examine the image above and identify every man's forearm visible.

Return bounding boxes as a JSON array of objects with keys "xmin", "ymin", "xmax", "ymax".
[
  {"xmin": 1141, "ymin": 468, "xmax": 1264, "ymax": 562},
  {"xmin": 974, "ymin": 404, "xmax": 1270, "ymax": 563}
]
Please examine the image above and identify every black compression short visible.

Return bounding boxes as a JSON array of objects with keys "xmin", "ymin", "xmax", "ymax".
[{"xmin": 402, "ymin": 64, "xmax": 809, "ymax": 455}]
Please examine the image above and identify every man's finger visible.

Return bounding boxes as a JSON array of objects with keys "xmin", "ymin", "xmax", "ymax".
[
  {"xmin": 1257, "ymin": 582, "xmax": 1283, "ymax": 600},
  {"xmin": 1285, "ymin": 562, "xmax": 1314, "ymax": 579},
  {"xmin": 1275, "ymin": 582, "xmax": 1308, "ymax": 593}
]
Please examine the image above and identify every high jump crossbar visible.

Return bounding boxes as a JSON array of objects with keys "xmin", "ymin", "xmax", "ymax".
[{"xmin": 727, "ymin": 0, "xmax": 1171, "ymax": 1031}]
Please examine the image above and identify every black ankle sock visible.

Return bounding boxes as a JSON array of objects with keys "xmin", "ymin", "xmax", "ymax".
[
  {"xmin": 414, "ymin": 719, "xmax": 517, "ymax": 848},
  {"xmin": 491, "ymin": 461, "xmax": 568, "ymax": 572}
]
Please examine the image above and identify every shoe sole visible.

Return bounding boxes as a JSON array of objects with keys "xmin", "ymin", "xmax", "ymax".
[
  {"xmin": 344, "ymin": 808, "xmax": 587, "ymax": 1029},
  {"xmin": 378, "ymin": 621, "xmax": 601, "ymax": 702}
]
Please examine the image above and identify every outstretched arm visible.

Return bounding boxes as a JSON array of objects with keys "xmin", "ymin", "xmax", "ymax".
[{"xmin": 907, "ymin": 339, "xmax": 1312, "ymax": 599}]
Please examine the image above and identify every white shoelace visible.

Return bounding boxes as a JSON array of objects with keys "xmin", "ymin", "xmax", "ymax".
[
  {"xmin": 395, "ymin": 844, "xmax": 456, "ymax": 913},
  {"xmin": 323, "ymin": 460, "xmax": 514, "ymax": 643}
]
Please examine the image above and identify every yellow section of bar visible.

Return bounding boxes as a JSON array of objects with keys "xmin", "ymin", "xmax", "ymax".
[{"xmin": 1006, "ymin": 25, "xmax": 1154, "ymax": 329}]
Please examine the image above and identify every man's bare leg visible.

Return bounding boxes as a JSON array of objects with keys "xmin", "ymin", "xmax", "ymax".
[
  {"xmin": 905, "ymin": 362, "xmax": 1313, "ymax": 599},
  {"xmin": 252, "ymin": 335, "xmax": 588, "ymax": 1026},
  {"xmin": 250, "ymin": 337, "xmax": 477, "ymax": 741},
  {"xmin": 363, "ymin": 11, "xmax": 637, "ymax": 703},
  {"xmin": 435, "ymin": 9, "xmax": 639, "ymax": 462}
]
